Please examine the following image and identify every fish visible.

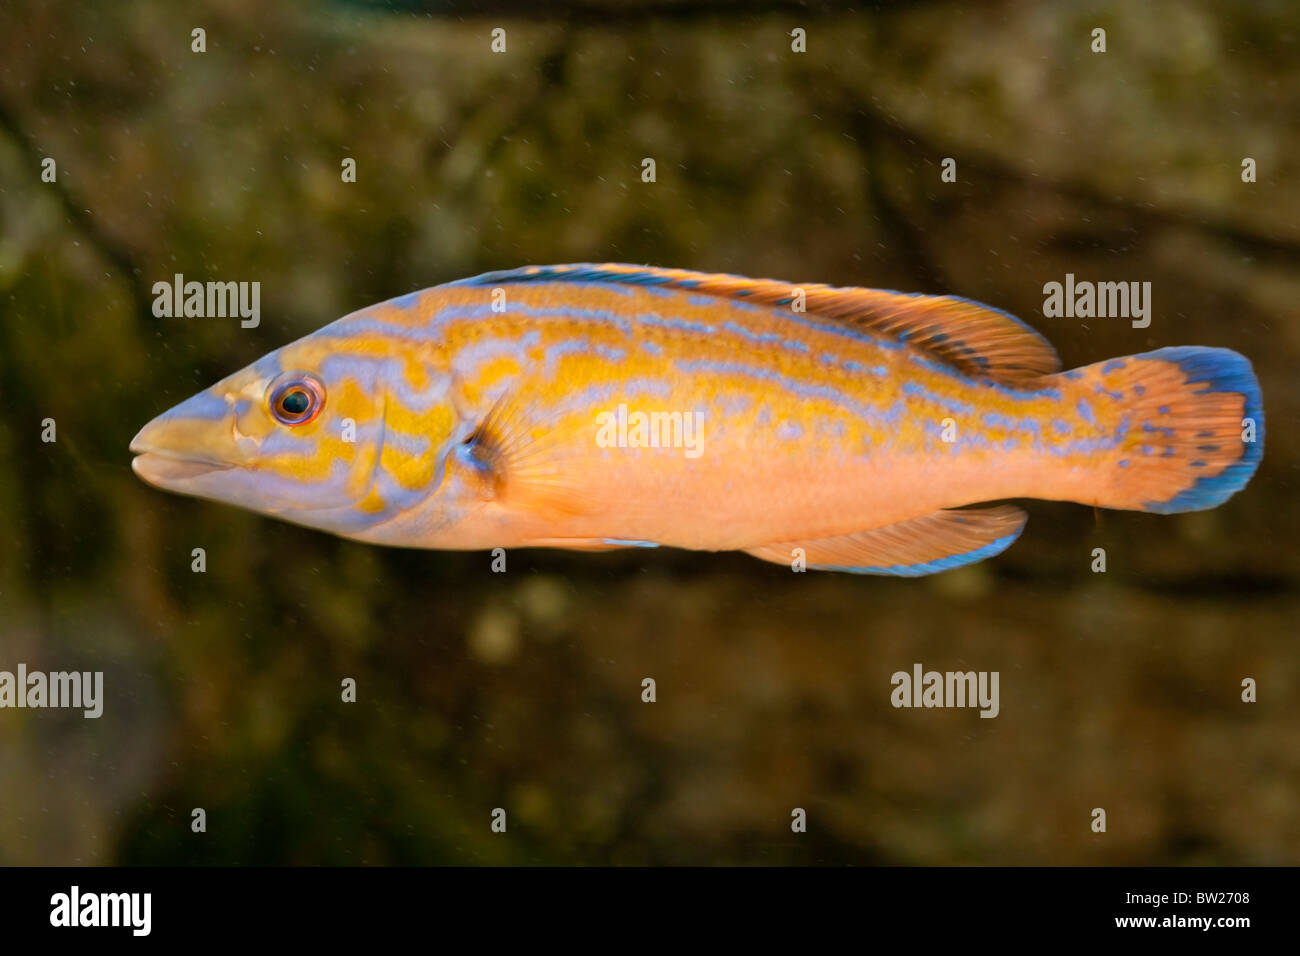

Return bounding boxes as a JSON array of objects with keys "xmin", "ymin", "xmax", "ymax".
[{"xmin": 130, "ymin": 263, "xmax": 1265, "ymax": 575}]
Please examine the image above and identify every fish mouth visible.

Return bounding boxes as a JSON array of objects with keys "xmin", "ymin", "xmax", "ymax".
[
  {"xmin": 130, "ymin": 449, "xmax": 234, "ymax": 486},
  {"xmin": 130, "ymin": 429, "xmax": 234, "ymax": 487}
]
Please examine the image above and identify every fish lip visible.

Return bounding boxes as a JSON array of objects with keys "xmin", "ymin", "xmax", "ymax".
[
  {"xmin": 130, "ymin": 449, "xmax": 234, "ymax": 484},
  {"xmin": 130, "ymin": 423, "xmax": 234, "ymax": 476}
]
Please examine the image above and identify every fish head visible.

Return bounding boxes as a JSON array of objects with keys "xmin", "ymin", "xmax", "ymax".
[{"xmin": 130, "ymin": 322, "xmax": 461, "ymax": 537}]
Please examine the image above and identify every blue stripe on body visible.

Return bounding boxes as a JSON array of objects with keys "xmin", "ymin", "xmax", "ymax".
[{"xmin": 673, "ymin": 359, "xmax": 904, "ymax": 426}]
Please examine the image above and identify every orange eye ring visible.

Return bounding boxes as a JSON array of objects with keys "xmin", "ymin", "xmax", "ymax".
[{"xmin": 268, "ymin": 373, "xmax": 326, "ymax": 426}]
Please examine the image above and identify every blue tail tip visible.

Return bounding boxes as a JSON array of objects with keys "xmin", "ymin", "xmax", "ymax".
[{"xmin": 1141, "ymin": 346, "xmax": 1264, "ymax": 514}]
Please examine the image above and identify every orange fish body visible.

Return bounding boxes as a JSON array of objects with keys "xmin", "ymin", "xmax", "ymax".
[{"xmin": 131, "ymin": 264, "xmax": 1264, "ymax": 575}]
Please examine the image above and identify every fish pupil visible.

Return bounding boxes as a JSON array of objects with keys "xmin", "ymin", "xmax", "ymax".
[{"xmin": 281, "ymin": 389, "xmax": 310, "ymax": 415}]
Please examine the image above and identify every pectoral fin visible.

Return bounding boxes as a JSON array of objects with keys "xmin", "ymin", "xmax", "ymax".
[
  {"xmin": 455, "ymin": 384, "xmax": 609, "ymax": 520},
  {"xmin": 744, "ymin": 505, "xmax": 1027, "ymax": 576}
]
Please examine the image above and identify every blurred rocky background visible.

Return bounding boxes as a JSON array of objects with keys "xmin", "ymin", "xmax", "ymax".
[{"xmin": 0, "ymin": 0, "xmax": 1295, "ymax": 864}]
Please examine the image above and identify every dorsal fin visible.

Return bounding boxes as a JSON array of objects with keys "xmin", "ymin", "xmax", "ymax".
[{"xmin": 454, "ymin": 263, "xmax": 1061, "ymax": 385}]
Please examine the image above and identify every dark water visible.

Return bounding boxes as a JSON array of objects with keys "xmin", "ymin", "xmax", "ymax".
[{"xmin": 0, "ymin": 0, "xmax": 1295, "ymax": 865}]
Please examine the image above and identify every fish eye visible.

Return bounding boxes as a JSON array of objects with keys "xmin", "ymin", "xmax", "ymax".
[{"xmin": 268, "ymin": 373, "xmax": 326, "ymax": 426}]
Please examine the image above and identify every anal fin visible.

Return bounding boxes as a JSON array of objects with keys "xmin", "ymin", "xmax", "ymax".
[{"xmin": 744, "ymin": 505, "xmax": 1027, "ymax": 576}]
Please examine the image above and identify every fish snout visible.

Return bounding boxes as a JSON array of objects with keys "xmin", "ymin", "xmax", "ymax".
[{"xmin": 129, "ymin": 415, "xmax": 237, "ymax": 490}]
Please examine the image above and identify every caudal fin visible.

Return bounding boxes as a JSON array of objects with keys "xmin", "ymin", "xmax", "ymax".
[{"xmin": 1069, "ymin": 346, "xmax": 1263, "ymax": 514}]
